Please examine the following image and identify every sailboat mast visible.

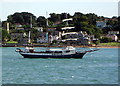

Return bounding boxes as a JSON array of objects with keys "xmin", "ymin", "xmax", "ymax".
[
  {"xmin": 28, "ymin": 16, "xmax": 32, "ymax": 44},
  {"xmin": 30, "ymin": 16, "xmax": 32, "ymax": 28},
  {"xmin": 46, "ymin": 11, "xmax": 50, "ymax": 49},
  {"xmin": 28, "ymin": 31, "xmax": 31, "ymax": 44}
]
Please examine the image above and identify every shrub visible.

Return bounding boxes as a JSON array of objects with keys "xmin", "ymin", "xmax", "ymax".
[{"xmin": 100, "ymin": 37, "xmax": 112, "ymax": 43}]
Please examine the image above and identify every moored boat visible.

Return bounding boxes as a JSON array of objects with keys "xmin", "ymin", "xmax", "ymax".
[{"xmin": 16, "ymin": 46, "xmax": 99, "ymax": 59}]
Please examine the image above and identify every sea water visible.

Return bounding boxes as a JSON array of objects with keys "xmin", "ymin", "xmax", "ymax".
[{"xmin": 2, "ymin": 47, "xmax": 118, "ymax": 84}]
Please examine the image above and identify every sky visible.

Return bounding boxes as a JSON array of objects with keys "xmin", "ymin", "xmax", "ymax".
[{"xmin": 1, "ymin": 0, "xmax": 119, "ymax": 21}]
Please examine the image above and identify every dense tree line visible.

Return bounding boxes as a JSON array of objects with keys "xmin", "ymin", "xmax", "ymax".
[
  {"xmin": 2, "ymin": 12, "xmax": 119, "ymax": 40},
  {"xmin": 7, "ymin": 12, "xmax": 36, "ymax": 25}
]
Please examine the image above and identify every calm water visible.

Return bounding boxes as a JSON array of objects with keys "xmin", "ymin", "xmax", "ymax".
[{"xmin": 2, "ymin": 47, "xmax": 118, "ymax": 84}]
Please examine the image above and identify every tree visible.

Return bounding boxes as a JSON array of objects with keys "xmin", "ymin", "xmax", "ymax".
[
  {"xmin": 12, "ymin": 13, "xmax": 24, "ymax": 24},
  {"xmin": 2, "ymin": 29, "xmax": 11, "ymax": 42},
  {"xmin": 93, "ymin": 27, "xmax": 103, "ymax": 39},
  {"xmin": 60, "ymin": 13, "xmax": 71, "ymax": 20},
  {"xmin": 37, "ymin": 16, "xmax": 46, "ymax": 27},
  {"xmin": 106, "ymin": 20, "xmax": 115, "ymax": 26},
  {"xmin": 7, "ymin": 12, "xmax": 37, "ymax": 26},
  {"xmin": 100, "ymin": 37, "xmax": 112, "ymax": 43},
  {"xmin": 73, "ymin": 12, "xmax": 90, "ymax": 31},
  {"xmin": 49, "ymin": 13, "xmax": 61, "ymax": 23},
  {"xmin": 86, "ymin": 13, "xmax": 98, "ymax": 25},
  {"xmin": 94, "ymin": 40, "xmax": 100, "ymax": 45},
  {"xmin": 7, "ymin": 15, "xmax": 13, "ymax": 23}
]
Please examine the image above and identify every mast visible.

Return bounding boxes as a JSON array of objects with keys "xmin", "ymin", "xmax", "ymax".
[
  {"xmin": 28, "ymin": 31, "xmax": 31, "ymax": 44},
  {"xmin": 28, "ymin": 16, "xmax": 32, "ymax": 44},
  {"xmin": 30, "ymin": 16, "xmax": 32, "ymax": 28},
  {"xmin": 46, "ymin": 11, "xmax": 50, "ymax": 50}
]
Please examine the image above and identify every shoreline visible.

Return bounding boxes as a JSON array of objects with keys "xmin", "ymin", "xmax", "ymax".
[
  {"xmin": 1, "ymin": 43, "xmax": 120, "ymax": 48},
  {"xmin": 1, "ymin": 45, "xmax": 120, "ymax": 48}
]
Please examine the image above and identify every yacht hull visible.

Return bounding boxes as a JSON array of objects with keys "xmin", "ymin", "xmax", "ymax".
[{"xmin": 20, "ymin": 52, "xmax": 86, "ymax": 59}]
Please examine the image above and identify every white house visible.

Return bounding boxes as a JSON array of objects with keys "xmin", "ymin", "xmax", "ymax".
[
  {"xmin": 34, "ymin": 27, "xmax": 43, "ymax": 32},
  {"xmin": 106, "ymin": 34, "xmax": 118, "ymax": 41}
]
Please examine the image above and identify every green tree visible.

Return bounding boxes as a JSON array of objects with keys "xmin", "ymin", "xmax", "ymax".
[
  {"xmin": 100, "ymin": 37, "xmax": 112, "ymax": 43},
  {"xmin": 93, "ymin": 27, "xmax": 103, "ymax": 39},
  {"xmin": 49, "ymin": 13, "xmax": 61, "ymax": 23},
  {"xmin": 7, "ymin": 12, "xmax": 37, "ymax": 26},
  {"xmin": 2, "ymin": 29, "xmax": 11, "ymax": 42},
  {"xmin": 94, "ymin": 40, "xmax": 100, "ymax": 45},
  {"xmin": 106, "ymin": 20, "xmax": 115, "ymax": 26},
  {"xmin": 60, "ymin": 13, "xmax": 71, "ymax": 20},
  {"xmin": 37, "ymin": 16, "xmax": 46, "ymax": 27},
  {"xmin": 86, "ymin": 13, "xmax": 98, "ymax": 25}
]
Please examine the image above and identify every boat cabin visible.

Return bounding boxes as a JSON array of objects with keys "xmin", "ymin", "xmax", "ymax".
[
  {"xmin": 25, "ymin": 47, "xmax": 34, "ymax": 53},
  {"xmin": 49, "ymin": 46, "xmax": 76, "ymax": 55}
]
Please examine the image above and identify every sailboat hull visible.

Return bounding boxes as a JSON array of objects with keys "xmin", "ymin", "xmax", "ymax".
[{"xmin": 20, "ymin": 52, "xmax": 86, "ymax": 59}]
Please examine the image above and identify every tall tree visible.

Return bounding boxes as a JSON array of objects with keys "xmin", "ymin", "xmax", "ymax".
[
  {"xmin": 7, "ymin": 12, "xmax": 37, "ymax": 26},
  {"xmin": 60, "ymin": 13, "xmax": 71, "ymax": 20},
  {"xmin": 48, "ymin": 13, "xmax": 61, "ymax": 23},
  {"xmin": 86, "ymin": 13, "xmax": 98, "ymax": 25},
  {"xmin": 37, "ymin": 16, "xmax": 46, "ymax": 27}
]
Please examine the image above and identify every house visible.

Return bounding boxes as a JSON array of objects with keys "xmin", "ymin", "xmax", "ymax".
[
  {"xmin": 11, "ymin": 33, "xmax": 26, "ymax": 38},
  {"xmin": 96, "ymin": 21, "xmax": 106, "ymax": 28},
  {"xmin": 78, "ymin": 31, "xmax": 91, "ymax": 45},
  {"xmin": 18, "ymin": 38, "xmax": 29, "ymax": 43},
  {"xmin": 106, "ymin": 31, "xmax": 119, "ymax": 41},
  {"xmin": 14, "ymin": 23, "xmax": 25, "ymax": 30},
  {"xmin": 15, "ymin": 23, "xmax": 22, "ymax": 28},
  {"xmin": 10, "ymin": 32, "xmax": 29, "ymax": 43},
  {"xmin": 108, "ymin": 31, "xmax": 119, "ymax": 35},
  {"xmin": 34, "ymin": 27, "xmax": 43, "ymax": 32},
  {"xmin": 106, "ymin": 34, "xmax": 118, "ymax": 41},
  {"xmin": 37, "ymin": 32, "xmax": 47, "ymax": 43},
  {"xmin": 10, "ymin": 33, "xmax": 27, "ymax": 42},
  {"xmin": 49, "ymin": 31, "xmax": 61, "ymax": 43},
  {"xmin": 37, "ymin": 37, "xmax": 47, "ymax": 43}
]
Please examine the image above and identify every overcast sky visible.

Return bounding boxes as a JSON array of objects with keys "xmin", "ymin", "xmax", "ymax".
[{"xmin": 1, "ymin": 0, "xmax": 119, "ymax": 21}]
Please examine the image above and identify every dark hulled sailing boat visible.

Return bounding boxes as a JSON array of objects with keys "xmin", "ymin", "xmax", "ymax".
[{"xmin": 16, "ymin": 46, "xmax": 99, "ymax": 59}]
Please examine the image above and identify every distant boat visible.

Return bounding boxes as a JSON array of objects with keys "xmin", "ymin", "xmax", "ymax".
[{"xmin": 16, "ymin": 46, "xmax": 99, "ymax": 59}]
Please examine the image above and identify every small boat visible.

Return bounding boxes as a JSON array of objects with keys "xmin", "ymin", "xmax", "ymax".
[{"xmin": 16, "ymin": 46, "xmax": 99, "ymax": 59}]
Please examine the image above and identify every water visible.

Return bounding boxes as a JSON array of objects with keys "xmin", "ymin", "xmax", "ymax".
[{"xmin": 2, "ymin": 47, "xmax": 118, "ymax": 84}]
